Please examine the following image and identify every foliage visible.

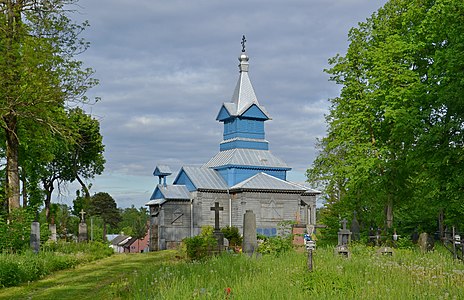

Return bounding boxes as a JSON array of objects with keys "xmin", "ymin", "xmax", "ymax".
[
  {"xmin": 88, "ymin": 192, "xmax": 121, "ymax": 239},
  {"xmin": 0, "ymin": 241, "xmax": 113, "ymax": 288},
  {"xmin": 308, "ymin": 0, "xmax": 464, "ymax": 234},
  {"xmin": 0, "ymin": 0, "xmax": 99, "ymax": 211},
  {"xmin": 221, "ymin": 226, "xmax": 242, "ymax": 247},
  {"xmin": 257, "ymin": 235, "xmax": 293, "ymax": 256},
  {"xmin": 0, "ymin": 208, "xmax": 34, "ymax": 252},
  {"xmin": 183, "ymin": 226, "xmax": 217, "ymax": 261},
  {"xmin": 117, "ymin": 205, "xmax": 149, "ymax": 239}
]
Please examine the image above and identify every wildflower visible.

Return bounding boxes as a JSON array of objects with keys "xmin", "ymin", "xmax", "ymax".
[{"xmin": 225, "ymin": 287, "xmax": 232, "ymax": 299}]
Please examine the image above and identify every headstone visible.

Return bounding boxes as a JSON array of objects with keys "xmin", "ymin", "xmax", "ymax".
[
  {"xmin": 337, "ymin": 219, "xmax": 352, "ymax": 246},
  {"xmin": 210, "ymin": 202, "xmax": 224, "ymax": 250},
  {"xmin": 49, "ymin": 224, "xmax": 57, "ymax": 242},
  {"xmin": 30, "ymin": 221, "xmax": 40, "ymax": 253},
  {"xmin": 335, "ymin": 219, "xmax": 352, "ymax": 257},
  {"xmin": 350, "ymin": 212, "xmax": 360, "ymax": 241},
  {"xmin": 78, "ymin": 222, "xmax": 88, "ymax": 242},
  {"xmin": 418, "ymin": 232, "xmax": 434, "ymax": 252},
  {"xmin": 242, "ymin": 210, "xmax": 257, "ymax": 256}
]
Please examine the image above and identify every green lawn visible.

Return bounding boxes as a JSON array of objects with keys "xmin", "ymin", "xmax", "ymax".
[
  {"xmin": 2, "ymin": 245, "xmax": 464, "ymax": 299},
  {"xmin": 0, "ymin": 250, "xmax": 179, "ymax": 300}
]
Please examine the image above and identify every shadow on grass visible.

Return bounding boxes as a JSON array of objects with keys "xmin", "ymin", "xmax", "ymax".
[{"xmin": 0, "ymin": 250, "xmax": 179, "ymax": 300}]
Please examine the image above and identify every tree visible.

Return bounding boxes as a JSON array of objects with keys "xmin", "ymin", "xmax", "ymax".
[
  {"xmin": 88, "ymin": 192, "xmax": 121, "ymax": 240},
  {"xmin": 118, "ymin": 206, "xmax": 149, "ymax": 239},
  {"xmin": 308, "ymin": 0, "xmax": 464, "ymax": 233},
  {"xmin": 0, "ymin": 0, "xmax": 97, "ymax": 212},
  {"xmin": 41, "ymin": 107, "xmax": 105, "ymax": 222}
]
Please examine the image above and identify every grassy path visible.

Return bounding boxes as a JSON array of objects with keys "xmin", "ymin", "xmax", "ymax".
[{"xmin": 0, "ymin": 250, "xmax": 178, "ymax": 300}]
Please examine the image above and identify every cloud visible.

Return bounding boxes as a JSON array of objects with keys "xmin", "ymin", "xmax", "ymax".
[{"xmin": 55, "ymin": 0, "xmax": 388, "ymax": 208}]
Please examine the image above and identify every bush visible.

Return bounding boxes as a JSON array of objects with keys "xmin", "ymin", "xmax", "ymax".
[
  {"xmin": 183, "ymin": 226, "xmax": 218, "ymax": 261},
  {"xmin": 257, "ymin": 235, "xmax": 293, "ymax": 256},
  {"xmin": 221, "ymin": 226, "xmax": 242, "ymax": 247}
]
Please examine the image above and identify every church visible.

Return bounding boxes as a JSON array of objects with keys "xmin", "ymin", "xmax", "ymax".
[{"xmin": 146, "ymin": 41, "xmax": 319, "ymax": 251}]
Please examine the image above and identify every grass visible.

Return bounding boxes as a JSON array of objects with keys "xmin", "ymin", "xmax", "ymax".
[
  {"xmin": 0, "ymin": 250, "xmax": 179, "ymax": 300},
  {"xmin": 1, "ymin": 244, "xmax": 464, "ymax": 299}
]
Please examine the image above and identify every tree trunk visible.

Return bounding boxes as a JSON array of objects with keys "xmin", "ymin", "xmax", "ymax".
[
  {"xmin": 76, "ymin": 174, "xmax": 90, "ymax": 199},
  {"xmin": 5, "ymin": 115, "xmax": 20, "ymax": 212}
]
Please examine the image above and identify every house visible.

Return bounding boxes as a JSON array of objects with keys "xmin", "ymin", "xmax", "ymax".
[
  {"xmin": 109, "ymin": 235, "xmax": 131, "ymax": 253},
  {"xmin": 146, "ymin": 44, "xmax": 320, "ymax": 251}
]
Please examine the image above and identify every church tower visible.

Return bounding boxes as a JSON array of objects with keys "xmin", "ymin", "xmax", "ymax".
[{"xmin": 205, "ymin": 37, "xmax": 291, "ymax": 186}]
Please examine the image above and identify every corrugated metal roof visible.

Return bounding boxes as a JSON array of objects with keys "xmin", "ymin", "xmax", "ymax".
[
  {"xmin": 145, "ymin": 199, "xmax": 167, "ymax": 206},
  {"xmin": 291, "ymin": 183, "xmax": 321, "ymax": 195},
  {"xmin": 182, "ymin": 165, "xmax": 228, "ymax": 190},
  {"xmin": 153, "ymin": 165, "xmax": 172, "ymax": 176},
  {"xmin": 204, "ymin": 148, "xmax": 290, "ymax": 169},
  {"xmin": 230, "ymin": 172, "xmax": 306, "ymax": 191},
  {"xmin": 157, "ymin": 184, "xmax": 190, "ymax": 200},
  {"xmin": 224, "ymin": 52, "xmax": 271, "ymax": 118}
]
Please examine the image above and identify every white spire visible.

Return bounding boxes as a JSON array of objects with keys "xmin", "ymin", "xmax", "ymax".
[{"xmin": 230, "ymin": 52, "xmax": 259, "ymax": 114}]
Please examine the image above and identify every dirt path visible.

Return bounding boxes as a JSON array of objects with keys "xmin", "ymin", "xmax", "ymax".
[{"xmin": 0, "ymin": 250, "xmax": 177, "ymax": 300}]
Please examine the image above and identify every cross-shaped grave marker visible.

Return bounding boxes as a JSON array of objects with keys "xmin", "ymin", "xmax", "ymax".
[
  {"xmin": 341, "ymin": 218, "xmax": 348, "ymax": 230},
  {"xmin": 210, "ymin": 202, "xmax": 223, "ymax": 231},
  {"xmin": 79, "ymin": 209, "xmax": 86, "ymax": 223}
]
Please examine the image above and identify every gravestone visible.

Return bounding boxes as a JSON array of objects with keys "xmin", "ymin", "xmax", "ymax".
[
  {"xmin": 78, "ymin": 209, "xmax": 88, "ymax": 242},
  {"xmin": 49, "ymin": 224, "xmax": 57, "ymax": 242},
  {"xmin": 210, "ymin": 202, "xmax": 224, "ymax": 250},
  {"xmin": 418, "ymin": 232, "xmax": 434, "ymax": 252},
  {"xmin": 338, "ymin": 219, "xmax": 352, "ymax": 246},
  {"xmin": 242, "ymin": 210, "xmax": 258, "ymax": 256},
  {"xmin": 335, "ymin": 219, "xmax": 352, "ymax": 257},
  {"xmin": 350, "ymin": 212, "xmax": 360, "ymax": 241},
  {"xmin": 30, "ymin": 220, "xmax": 40, "ymax": 254}
]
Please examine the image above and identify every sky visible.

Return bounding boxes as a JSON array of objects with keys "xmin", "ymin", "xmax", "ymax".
[{"xmin": 55, "ymin": 0, "xmax": 388, "ymax": 208}]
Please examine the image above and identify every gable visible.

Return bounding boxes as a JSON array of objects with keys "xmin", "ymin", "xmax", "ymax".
[
  {"xmin": 216, "ymin": 105, "xmax": 232, "ymax": 121},
  {"xmin": 241, "ymin": 104, "xmax": 269, "ymax": 120},
  {"xmin": 150, "ymin": 187, "xmax": 164, "ymax": 200},
  {"xmin": 173, "ymin": 169, "xmax": 197, "ymax": 191}
]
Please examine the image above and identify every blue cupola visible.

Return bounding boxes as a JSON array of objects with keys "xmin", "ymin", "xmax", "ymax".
[
  {"xmin": 216, "ymin": 48, "xmax": 271, "ymax": 151},
  {"xmin": 206, "ymin": 39, "xmax": 291, "ymax": 186}
]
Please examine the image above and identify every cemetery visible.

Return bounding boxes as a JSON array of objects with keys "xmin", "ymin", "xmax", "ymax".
[{"xmin": 2, "ymin": 1, "xmax": 464, "ymax": 299}]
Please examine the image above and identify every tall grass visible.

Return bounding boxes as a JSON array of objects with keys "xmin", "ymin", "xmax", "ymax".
[
  {"xmin": 112, "ymin": 244, "xmax": 464, "ymax": 299},
  {"xmin": 0, "ymin": 241, "xmax": 113, "ymax": 288}
]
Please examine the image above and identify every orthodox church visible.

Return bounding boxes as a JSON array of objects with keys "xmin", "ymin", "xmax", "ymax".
[{"xmin": 146, "ymin": 42, "xmax": 319, "ymax": 251}]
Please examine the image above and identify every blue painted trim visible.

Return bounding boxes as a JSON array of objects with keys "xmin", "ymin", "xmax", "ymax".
[
  {"xmin": 173, "ymin": 169, "xmax": 197, "ymax": 192},
  {"xmin": 216, "ymin": 105, "xmax": 232, "ymax": 121},
  {"xmin": 241, "ymin": 104, "xmax": 269, "ymax": 120},
  {"xmin": 220, "ymin": 140, "xmax": 269, "ymax": 151}
]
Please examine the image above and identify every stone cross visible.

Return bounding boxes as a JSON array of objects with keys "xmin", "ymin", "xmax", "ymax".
[
  {"xmin": 341, "ymin": 219, "xmax": 348, "ymax": 230},
  {"xmin": 79, "ymin": 209, "xmax": 86, "ymax": 223},
  {"xmin": 210, "ymin": 202, "xmax": 223, "ymax": 231}
]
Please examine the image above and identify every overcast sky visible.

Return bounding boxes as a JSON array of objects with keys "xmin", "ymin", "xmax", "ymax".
[{"xmin": 56, "ymin": 0, "xmax": 388, "ymax": 208}]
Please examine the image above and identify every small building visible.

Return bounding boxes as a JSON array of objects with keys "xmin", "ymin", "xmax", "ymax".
[
  {"xmin": 109, "ymin": 235, "xmax": 131, "ymax": 253},
  {"xmin": 146, "ymin": 45, "xmax": 319, "ymax": 251}
]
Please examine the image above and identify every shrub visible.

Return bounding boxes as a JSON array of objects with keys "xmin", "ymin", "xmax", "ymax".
[
  {"xmin": 183, "ymin": 226, "xmax": 218, "ymax": 261},
  {"xmin": 221, "ymin": 226, "xmax": 242, "ymax": 247},
  {"xmin": 257, "ymin": 235, "xmax": 293, "ymax": 256}
]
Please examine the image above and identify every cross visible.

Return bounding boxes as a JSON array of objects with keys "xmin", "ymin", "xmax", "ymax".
[
  {"xmin": 241, "ymin": 35, "xmax": 246, "ymax": 52},
  {"xmin": 210, "ymin": 202, "xmax": 223, "ymax": 230},
  {"xmin": 341, "ymin": 219, "xmax": 348, "ymax": 230},
  {"xmin": 79, "ymin": 209, "xmax": 86, "ymax": 222}
]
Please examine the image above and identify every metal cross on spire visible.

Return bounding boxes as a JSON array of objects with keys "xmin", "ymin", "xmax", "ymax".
[{"xmin": 241, "ymin": 35, "xmax": 246, "ymax": 52}]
